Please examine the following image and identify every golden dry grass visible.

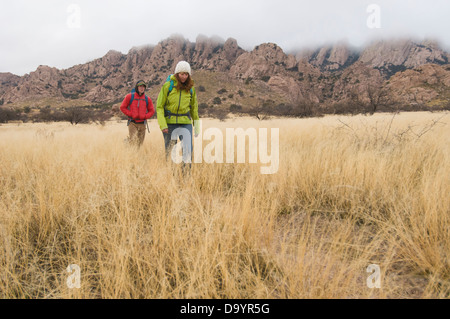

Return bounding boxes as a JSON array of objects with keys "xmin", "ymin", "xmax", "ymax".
[{"xmin": 0, "ymin": 112, "xmax": 449, "ymax": 299}]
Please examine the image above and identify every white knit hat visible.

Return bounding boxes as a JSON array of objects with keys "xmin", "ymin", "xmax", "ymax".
[{"xmin": 174, "ymin": 61, "xmax": 191, "ymax": 75}]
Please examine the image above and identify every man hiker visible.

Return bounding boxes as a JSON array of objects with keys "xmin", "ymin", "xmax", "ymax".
[{"xmin": 120, "ymin": 80, "xmax": 155, "ymax": 148}]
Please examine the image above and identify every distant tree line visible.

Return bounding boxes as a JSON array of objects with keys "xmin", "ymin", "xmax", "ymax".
[
  {"xmin": 0, "ymin": 105, "xmax": 115, "ymax": 125},
  {"xmin": 200, "ymin": 96, "xmax": 450, "ymax": 122},
  {"xmin": 2, "ymin": 95, "xmax": 449, "ymax": 125}
]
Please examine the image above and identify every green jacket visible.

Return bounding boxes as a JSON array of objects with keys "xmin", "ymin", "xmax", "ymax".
[{"xmin": 156, "ymin": 75, "xmax": 200, "ymax": 135}]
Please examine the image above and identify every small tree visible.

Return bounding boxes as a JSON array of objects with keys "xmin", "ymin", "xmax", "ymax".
[
  {"xmin": 210, "ymin": 108, "xmax": 228, "ymax": 121},
  {"xmin": 367, "ymin": 85, "xmax": 389, "ymax": 114},
  {"xmin": 198, "ymin": 103, "xmax": 209, "ymax": 116},
  {"xmin": 36, "ymin": 107, "xmax": 53, "ymax": 122},
  {"xmin": 64, "ymin": 107, "xmax": 90, "ymax": 125},
  {"xmin": 229, "ymin": 104, "xmax": 242, "ymax": 113},
  {"xmin": 91, "ymin": 109, "xmax": 113, "ymax": 125},
  {"xmin": 247, "ymin": 106, "xmax": 269, "ymax": 121},
  {"xmin": 0, "ymin": 107, "xmax": 19, "ymax": 123}
]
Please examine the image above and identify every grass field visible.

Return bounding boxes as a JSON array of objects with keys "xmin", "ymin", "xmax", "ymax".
[{"xmin": 0, "ymin": 111, "xmax": 449, "ymax": 299}]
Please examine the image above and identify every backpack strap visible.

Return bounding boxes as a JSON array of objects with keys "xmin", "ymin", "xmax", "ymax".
[
  {"xmin": 164, "ymin": 109, "xmax": 192, "ymax": 120},
  {"xmin": 144, "ymin": 95, "xmax": 150, "ymax": 132},
  {"xmin": 127, "ymin": 91, "xmax": 134, "ymax": 126},
  {"xmin": 128, "ymin": 90, "xmax": 135, "ymax": 110},
  {"xmin": 167, "ymin": 75, "xmax": 175, "ymax": 96}
]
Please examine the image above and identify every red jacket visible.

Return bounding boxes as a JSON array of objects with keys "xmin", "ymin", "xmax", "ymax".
[{"xmin": 120, "ymin": 93, "xmax": 155, "ymax": 123}]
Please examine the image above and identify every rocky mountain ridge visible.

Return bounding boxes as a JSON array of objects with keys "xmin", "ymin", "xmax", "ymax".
[{"xmin": 1, "ymin": 35, "xmax": 450, "ymax": 114}]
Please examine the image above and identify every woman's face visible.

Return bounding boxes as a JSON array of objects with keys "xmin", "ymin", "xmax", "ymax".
[{"xmin": 178, "ymin": 72, "xmax": 189, "ymax": 84}]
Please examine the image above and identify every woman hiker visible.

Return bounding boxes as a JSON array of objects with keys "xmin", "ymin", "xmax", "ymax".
[
  {"xmin": 156, "ymin": 61, "xmax": 200, "ymax": 164},
  {"xmin": 120, "ymin": 80, "xmax": 155, "ymax": 148}
]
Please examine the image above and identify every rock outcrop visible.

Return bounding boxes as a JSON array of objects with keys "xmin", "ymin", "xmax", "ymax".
[
  {"xmin": 230, "ymin": 43, "xmax": 297, "ymax": 79},
  {"xmin": 386, "ymin": 63, "xmax": 450, "ymax": 105},
  {"xmin": 297, "ymin": 42, "xmax": 359, "ymax": 72},
  {"xmin": 191, "ymin": 35, "xmax": 244, "ymax": 71},
  {"xmin": 359, "ymin": 39, "xmax": 450, "ymax": 77},
  {"xmin": 0, "ymin": 73, "xmax": 20, "ymax": 98},
  {"xmin": 2, "ymin": 66, "xmax": 63, "ymax": 103}
]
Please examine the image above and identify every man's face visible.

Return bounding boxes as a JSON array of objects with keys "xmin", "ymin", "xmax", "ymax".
[{"xmin": 138, "ymin": 85, "xmax": 145, "ymax": 94}]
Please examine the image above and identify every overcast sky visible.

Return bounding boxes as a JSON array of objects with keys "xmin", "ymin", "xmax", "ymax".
[{"xmin": 1, "ymin": 0, "xmax": 450, "ymax": 76}]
